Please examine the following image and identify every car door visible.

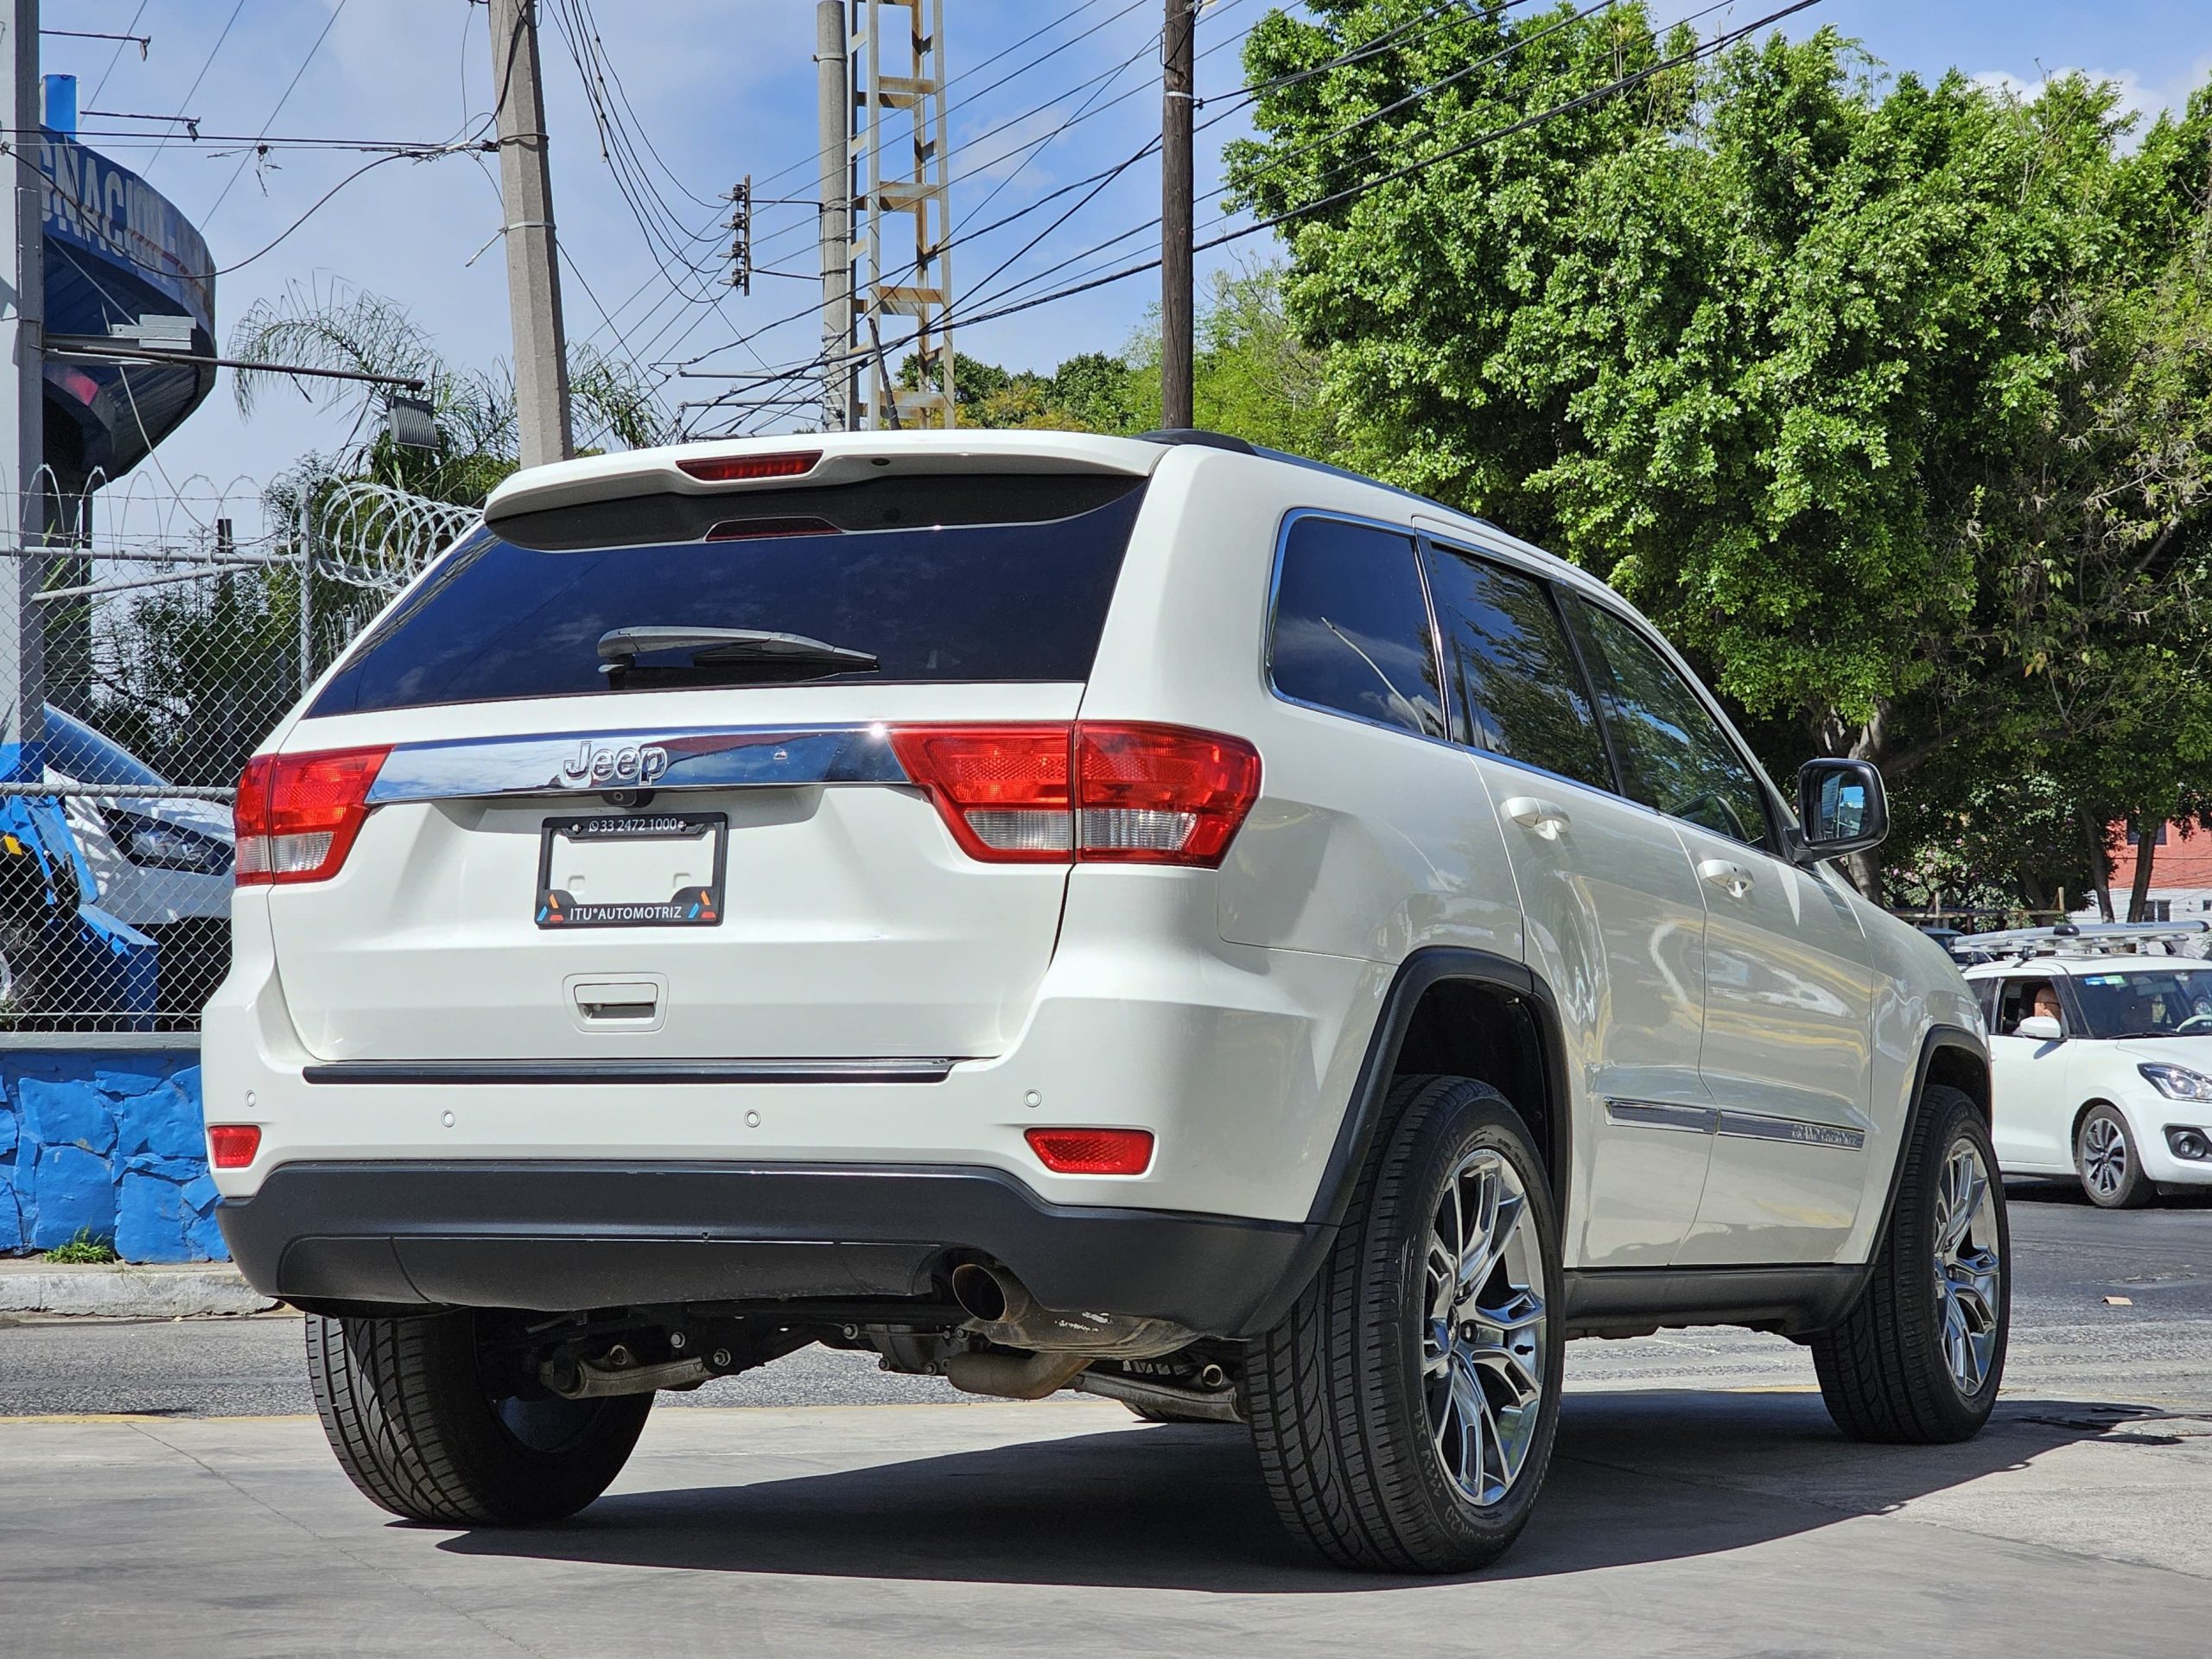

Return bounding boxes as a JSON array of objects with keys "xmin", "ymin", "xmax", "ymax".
[
  {"xmin": 1985, "ymin": 971, "xmax": 2079, "ymax": 1173},
  {"xmin": 1560, "ymin": 594, "xmax": 1878, "ymax": 1267},
  {"xmin": 1421, "ymin": 540, "xmax": 1713, "ymax": 1269}
]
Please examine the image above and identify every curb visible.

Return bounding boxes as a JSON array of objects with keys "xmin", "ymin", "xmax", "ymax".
[{"xmin": 0, "ymin": 1266, "xmax": 278, "ymax": 1319}]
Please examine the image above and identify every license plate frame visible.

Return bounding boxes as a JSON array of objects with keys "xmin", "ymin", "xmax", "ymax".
[{"xmin": 535, "ymin": 811, "xmax": 728, "ymax": 928}]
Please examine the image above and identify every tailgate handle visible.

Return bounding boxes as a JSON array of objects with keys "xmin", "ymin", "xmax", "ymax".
[{"xmin": 574, "ymin": 982, "xmax": 661, "ymax": 1021}]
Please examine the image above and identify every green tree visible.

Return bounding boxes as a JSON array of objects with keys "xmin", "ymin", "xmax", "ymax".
[{"xmin": 1229, "ymin": 3, "xmax": 2212, "ymax": 903}]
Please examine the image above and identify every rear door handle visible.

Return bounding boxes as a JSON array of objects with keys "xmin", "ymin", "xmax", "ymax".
[
  {"xmin": 1502, "ymin": 796, "xmax": 1571, "ymax": 840},
  {"xmin": 1698, "ymin": 858, "xmax": 1754, "ymax": 898}
]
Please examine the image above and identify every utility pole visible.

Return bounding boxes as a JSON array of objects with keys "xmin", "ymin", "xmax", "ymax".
[
  {"xmin": 3, "ymin": 0, "xmax": 44, "ymax": 776},
  {"xmin": 486, "ymin": 0, "xmax": 574, "ymax": 468},
  {"xmin": 817, "ymin": 0, "xmax": 852, "ymax": 433},
  {"xmin": 851, "ymin": 0, "xmax": 952, "ymax": 429},
  {"xmin": 1160, "ymin": 0, "xmax": 1195, "ymax": 431}
]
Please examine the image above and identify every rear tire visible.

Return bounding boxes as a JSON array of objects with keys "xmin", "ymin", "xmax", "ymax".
[
  {"xmin": 1247, "ymin": 1075, "xmax": 1563, "ymax": 1573},
  {"xmin": 1813, "ymin": 1085, "xmax": 2008, "ymax": 1443},
  {"xmin": 2076, "ymin": 1104, "xmax": 2153, "ymax": 1209},
  {"xmin": 306, "ymin": 1312, "xmax": 652, "ymax": 1525}
]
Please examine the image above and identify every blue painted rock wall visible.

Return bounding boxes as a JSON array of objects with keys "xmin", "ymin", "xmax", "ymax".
[{"xmin": 0, "ymin": 1051, "xmax": 218, "ymax": 1262}]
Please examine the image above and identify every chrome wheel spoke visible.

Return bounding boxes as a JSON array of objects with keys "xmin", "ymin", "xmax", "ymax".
[
  {"xmin": 1930, "ymin": 1135, "xmax": 2003, "ymax": 1396},
  {"xmin": 1421, "ymin": 1145, "xmax": 1547, "ymax": 1509}
]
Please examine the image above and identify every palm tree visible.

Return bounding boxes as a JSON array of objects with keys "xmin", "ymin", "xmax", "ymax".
[{"xmin": 227, "ymin": 278, "xmax": 668, "ymax": 507}]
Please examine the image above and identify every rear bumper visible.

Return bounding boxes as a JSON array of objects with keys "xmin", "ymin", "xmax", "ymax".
[{"xmin": 217, "ymin": 1160, "xmax": 1319, "ymax": 1339}]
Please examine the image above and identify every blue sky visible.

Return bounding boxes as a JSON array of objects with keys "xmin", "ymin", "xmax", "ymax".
[{"xmin": 46, "ymin": 1, "xmax": 2212, "ymax": 539}]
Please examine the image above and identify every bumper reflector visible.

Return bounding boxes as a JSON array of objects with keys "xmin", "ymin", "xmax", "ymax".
[
  {"xmin": 1025, "ymin": 1126, "xmax": 1154, "ymax": 1176},
  {"xmin": 207, "ymin": 1124, "xmax": 262, "ymax": 1169}
]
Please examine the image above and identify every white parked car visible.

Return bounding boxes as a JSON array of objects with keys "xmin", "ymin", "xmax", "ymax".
[
  {"xmin": 202, "ymin": 430, "xmax": 2000, "ymax": 1573},
  {"xmin": 45, "ymin": 705, "xmax": 237, "ymax": 925},
  {"xmin": 0, "ymin": 706, "xmax": 236, "ymax": 1015},
  {"xmin": 1962, "ymin": 924, "xmax": 2212, "ymax": 1206}
]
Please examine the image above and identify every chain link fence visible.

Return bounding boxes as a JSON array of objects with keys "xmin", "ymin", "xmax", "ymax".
[{"xmin": 3, "ymin": 473, "xmax": 475, "ymax": 1030}]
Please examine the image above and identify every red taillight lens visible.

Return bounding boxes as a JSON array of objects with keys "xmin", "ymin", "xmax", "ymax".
[
  {"xmin": 233, "ymin": 746, "xmax": 391, "ymax": 886},
  {"xmin": 677, "ymin": 450, "xmax": 822, "ymax": 482},
  {"xmin": 207, "ymin": 1124, "xmax": 261, "ymax": 1168},
  {"xmin": 1075, "ymin": 722, "xmax": 1263, "ymax": 865},
  {"xmin": 889, "ymin": 726, "xmax": 1073, "ymax": 861},
  {"xmin": 892, "ymin": 721, "xmax": 1260, "ymax": 867},
  {"xmin": 1026, "ymin": 1127, "xmax": 1154, "ymax": 1175}
]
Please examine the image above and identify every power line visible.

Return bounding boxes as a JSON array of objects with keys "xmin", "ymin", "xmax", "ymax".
[
  {"xmin": 680, "ymin": 0, "xmax": 1821, "ymax": 430},
  {"xmin": 45, "ymin": 143, "xmax": 494, "ymax": 283},
  {"xmin": 86, "ymin": 3, "xmax": 150, "ymax": 105},
  {"xmin": 592, "ymin": 0, "xmax": 1262, "ymax": 389},
  {"xmin": 668, "ymin": 2, "xmax": 1272, "ymax": 385},
  {"xmin": 202, "ymin": 0, "xmax": 354, "ymax": 227},
  {"xmin": 661, "ymin": 0, "xmax": 1263, "ymax": 380},
  {"xmin": 142, "ymin": 0, "xmax": 246, "ymax": 175}
]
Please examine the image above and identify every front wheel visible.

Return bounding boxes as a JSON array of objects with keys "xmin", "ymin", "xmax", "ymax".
[
  {"xmin": 1813, "ymin": 1085, "xmax": 2009, "ymax": 1442},
  {"xmin": 306, "ymin": 1313, "xmax": 652, "ymax": 1525},
  {"xmin": 1247, "ymin": 1074, "xmax": 1563, "ymax": 1573},
  {"xmin": 2077, "ymin": 1105, "xmax": 2154, "ymax": 1209}
]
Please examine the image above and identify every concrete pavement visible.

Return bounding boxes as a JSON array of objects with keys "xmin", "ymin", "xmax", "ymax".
[
  {"xmin": 0, "ymin": 1182, "xmax": 2204, "ymax": 1654},
  {"xmin": 2, "ymin": 1390, "xmax": 2206, "ymax": 1657},
  {"xmin": 0, "ymin": 1258, "xmax": 273, "ymax": 1319}
]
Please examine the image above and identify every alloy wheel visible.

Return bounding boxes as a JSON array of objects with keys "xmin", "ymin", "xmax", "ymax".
[
  {"xmin": 2082, "ymin": 1116, "xmax": 2128, "ymax": 1199},
  {"xmin": 1931, "ymin": 1140, "xmax": 2003, "ymax": 1395},
  {"xmin": 1422, "ymin": 1147, "xmax": 1547, "ymax": 1505}
]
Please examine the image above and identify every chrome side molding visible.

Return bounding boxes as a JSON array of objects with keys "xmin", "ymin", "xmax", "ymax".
[
  {"xmin": 1605, "ymin": 1098, "xmax": 1866, "ymax": 1152},
  {"xmin": 1602, "ymin": 1099, "xmax": 1716, "ymax": 1135}
]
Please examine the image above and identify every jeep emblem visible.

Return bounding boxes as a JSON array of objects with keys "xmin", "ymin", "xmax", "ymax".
[{"xmin": 560, "ymin": 741, "xmax": 671, "ymax": 788}]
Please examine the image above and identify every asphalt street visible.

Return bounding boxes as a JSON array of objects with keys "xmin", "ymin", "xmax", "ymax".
[
  {"xmin": 0, "ymin": 1181, "xmax": 2205, "ymax": 1656},
  {"xmin": 4, "ymin": 1179, "xmax": 2206, "ymax": 1416}
]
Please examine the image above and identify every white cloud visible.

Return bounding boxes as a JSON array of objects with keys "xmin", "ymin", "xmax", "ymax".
[{"xmin": 1969, "ymin": 65, "xmax": 2178, "ymax": 136}]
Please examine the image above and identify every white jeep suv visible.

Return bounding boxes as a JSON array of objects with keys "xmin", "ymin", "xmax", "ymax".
[{"xmin": 202, "ymin": 430, "xmax": 2003, "ymax": 1573}]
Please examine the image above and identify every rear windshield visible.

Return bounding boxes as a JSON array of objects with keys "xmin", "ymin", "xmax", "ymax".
[{"xmin": 308, "ymin": 473, "xmax": 1147, "ymax": 716}]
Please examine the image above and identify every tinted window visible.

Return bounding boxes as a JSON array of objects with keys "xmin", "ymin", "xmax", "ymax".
[
  {"xmin": 41, "ymin": 704, "xmax": 169, "ymax": 788},
  {"xmin": 1565, "ymin": 597, "xmax": 1771, "ymax": 849},
  {"xmin": 2070, "ymin": 968, "xmax": 2212, "ymax": 1039},
  {"xmin": 309, "ymin": 476, "xmax": 1147, "ymax": 715},
  {"xmin": 1994, "ymin": 976, "xmax": 2063, "ymax": 1036},
  {"xmin": 1269, "ymin": 517, "xmax": 1444, "ymax": 738},
  {"xmin": 1421, "ymin": 546, "xmax": 1611, "ymax": 790}
]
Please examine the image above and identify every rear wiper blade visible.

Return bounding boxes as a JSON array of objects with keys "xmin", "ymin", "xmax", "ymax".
[{"xmin": 595, "ymin": 626, "xmax": 879, "ymax": 674}]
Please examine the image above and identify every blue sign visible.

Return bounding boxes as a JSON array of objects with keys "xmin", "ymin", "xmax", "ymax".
[{"xmin": 38, "ymin": 132, "xmax": 214, "ymax": 335}]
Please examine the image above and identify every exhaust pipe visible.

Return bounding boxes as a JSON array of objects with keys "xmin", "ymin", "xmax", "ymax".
[
  {"xmin": 944, "ymin": 1351, "xmax": 1092, "ymax": 1401},
  {"xmin": 948, "ymin": 1262, "xmax": 1193, "ymax": 1358}
]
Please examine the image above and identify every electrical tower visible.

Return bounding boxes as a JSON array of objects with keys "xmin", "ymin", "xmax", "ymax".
[{"xmin": 849, "ymin": 0, "xmax": 952, "ymax": 429}]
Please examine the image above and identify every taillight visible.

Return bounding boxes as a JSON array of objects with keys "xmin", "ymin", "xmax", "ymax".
[
  {"xmin": 887, "ymin": 727, "xmax": 1072, "ymax": 861},
  {"xmin": 1026, "ymin": 1126, "xmax": 1154, "ymax": 1175},
  {"xmin": 891, "ymin": 721, "xmax": 1259, "ymax": 867},
  {"xmin": 233, "ymin": 746, "xmax": 391, "ymax": 886},
  {"xmin": 1076, "ymin": 722, "xmax": 1263, "ymax": 864},
  {"xmin": 677, "ymin": 449, "xmax": 821, "ymax": 482},
  {"xmin": 207, "ymin": 1124, "xmax": 261, "ymax": 1168}
]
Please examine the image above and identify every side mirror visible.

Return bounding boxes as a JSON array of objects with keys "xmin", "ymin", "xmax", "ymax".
[
  {"xmin": 1795, "ymin": 757, "xmax": 1889, "ymax": 863},
  {"xmin": 2014, "ymin": 1014, "xmax": 2064, "ymax": 1044}
]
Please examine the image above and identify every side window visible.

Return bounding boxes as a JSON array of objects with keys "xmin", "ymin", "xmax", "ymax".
[
  {"xmin": 1421, "ymin": 544, "xmax": 1612, "ymax": 791},
  {"xmin": 1269, "ymin": 516, "xmax": 1446, "ymax": 739},
  {"xmin": 1995, "ymin": 977, "xmax": 2063, "ymax": 1036},
  {"xmin": 1564, "ymin": 596, "xmax": 1772, "ymax": 849}
]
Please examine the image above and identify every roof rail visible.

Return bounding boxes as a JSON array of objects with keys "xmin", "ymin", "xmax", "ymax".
[
  {"xmin": 1952, "ymin": 919, "xmax": 2211, "ymax": 960},
  {"xmin": 1135, "ymin": 428, "xmax": 1255, "ymax": 454}
]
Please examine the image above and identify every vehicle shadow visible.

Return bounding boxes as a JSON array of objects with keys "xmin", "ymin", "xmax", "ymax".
[
  {"xmin": 433, "ymin": 1389, "xmax": 2171, "ymax": 1592},
  {"xmin": 2006, "ymin": 1176, "xmax": 2212, "ymax": 1210}
]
